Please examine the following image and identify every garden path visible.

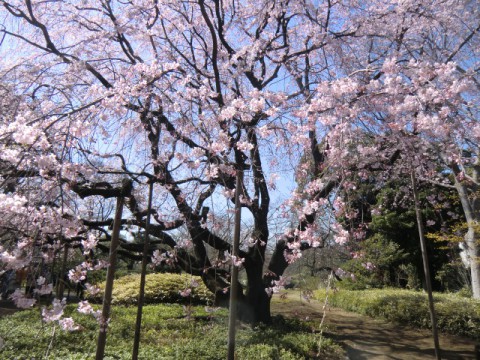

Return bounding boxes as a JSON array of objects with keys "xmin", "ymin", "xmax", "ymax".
[{"xmin": 272, "ymin": 291, "xmax": 478, "ymax": 360}]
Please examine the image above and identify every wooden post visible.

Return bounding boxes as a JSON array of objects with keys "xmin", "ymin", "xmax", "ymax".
[
  {"xmin": 227, "ymin": 167, "xmax": 244, "ymax": 360},
  {"xmin": 95, "ymin": 193, "xmax": 125, "ymax": 360},
  {"xmin": 411, "ymin": 170, "xmax": 441, "ymax": 360},
  {"xmin": 132, "ymin": 181, "xmax": 154, "ymax": 360},
  {"xmin": 56, "ymin": 244, "xmax": 69, "ymax": 299}
]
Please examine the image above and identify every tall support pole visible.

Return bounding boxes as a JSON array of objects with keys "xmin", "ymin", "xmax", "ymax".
[
  {"xmin": 95, "ymin": 194, "xmax": 125, "ymax": 360},
  {"xmin": 411, "ymin": 170, "xmax": 441, "ymax": 360},
  {"xmin": 227, "ymin": 167, "xmax": 244, "ymax": 360},
  {"xmin": 132, "ymin": 181, "xmax": 154, "ymax": 360},
  {"xmin": 56, "ymin": 244, "xmax": 69, "ymax": 298}
]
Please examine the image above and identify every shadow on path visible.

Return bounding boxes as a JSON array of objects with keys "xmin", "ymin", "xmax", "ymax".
[
  {"xmin": 0, "ymin": 300, "xmax": 20, "ymax": 317},
  {"xmin": 271, "ymin": 291, "xmax": 478, "ymax": 360}
]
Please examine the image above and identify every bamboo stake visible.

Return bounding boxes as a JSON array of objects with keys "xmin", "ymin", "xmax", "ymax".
[
  {"xmin": 132, "ymin": 181, "xmax": 154, "ymax": 360},
  {"xmin": 227, "ymin": 167, "xmax": 244, "ymax": 360},
  {"xmin": 95, "ymin": 194, "xmax": 125, "ymax": 360},
  {"xmin": 411, "ymin": 169, "xmax": 442, "ymax": 360}
]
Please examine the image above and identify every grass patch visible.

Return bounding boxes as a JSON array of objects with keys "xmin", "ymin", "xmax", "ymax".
[
  {"xmin": 88, "ymin": 272, "xmax": 214, "ymax": 306},
  {"xmin": 0, "ymin": 303, "xmax": 344, "ymax": 359},
  {"xmin": 314, "ymin": 288, "xmax": 480, "ymax": 340}
]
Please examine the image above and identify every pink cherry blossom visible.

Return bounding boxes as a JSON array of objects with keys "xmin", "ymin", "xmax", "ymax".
[
  {"xmin": 9, "ymin": 289, "xmax": 36, "ymax": 309},
  {"xmin": 58, "ymin": 317, "xmax": 81, "ymax": 332},
  {"xmin": 179, "ymin": 288, "xmax": 192, "ymax": 298},
  {"xmin": 42, "ymin": 298, "xmax": 66, "ymax": 323},
  {"xmin": 78, "ymin": 301, "xmax": 94, "ymax": 315}
]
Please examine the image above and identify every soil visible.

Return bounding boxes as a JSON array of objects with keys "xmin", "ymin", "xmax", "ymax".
[{"xmin": 271, "ymin": 291, "xmax": 479, "ymax": 360}]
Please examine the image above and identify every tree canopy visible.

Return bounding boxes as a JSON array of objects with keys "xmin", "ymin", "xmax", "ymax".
[{"xmin": 0, "ymin": 0, "xmax": 479, "ymax": 328}]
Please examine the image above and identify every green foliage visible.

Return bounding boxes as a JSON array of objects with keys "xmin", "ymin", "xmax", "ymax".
[
  {"xmin": 340, "ymin": 235, "xmax": 410, "ymax": 290},
  {"xmin": 434, "ymin": 262, "xmax": 471, "ymax": 293},
  {"xmin": 88, "ymin": 272, "xmax": 214, "ymax": 305},
  {"xmin": 314, "ymin": 288, "xmax": 480, "ymax": 340},
  {"xmin": 397, "ymin": 263, "xmax": 422, "ymax": 290},
  {"xmin": 456, "ymin": 286, "xmax": 474, "ymax": 298},
  {"xmin": 287, "ymin": 274, "xmax": 324, "ymax": 291},
  {"xmin": 0, "ymin": 303, "xmax": 344, "ymax": 359},
  {"xmin": 340, "ymin": 177, "xmax": 465, "ymax": 292}
]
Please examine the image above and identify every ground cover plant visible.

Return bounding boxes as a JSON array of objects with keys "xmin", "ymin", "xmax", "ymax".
[
  {"xmin": 314, "ymin": 288, "xmax": 480, "ymax": 340},
  {"xmin": 0, "ymin": 302, "xmax": 344, "ymax": 360}
]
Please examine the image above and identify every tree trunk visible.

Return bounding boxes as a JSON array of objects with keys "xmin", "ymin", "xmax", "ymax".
[
  {"xmin": 246, "ymin": 270, "xmax": 271, "ymax": 324},
  {"xmin": 465, "ymin": 226, "xmax": 480, "ymax": 298},
  {"xmin": 132, "ymin": 181, "xmax": 154, "ymax": 360},
  {"xmin": 454, "ymin": 177, "xmax": 480, "ymax": 299},
  {"xmin": 208, "ymin": 272, "xmax": 272, "ymax": 324}
]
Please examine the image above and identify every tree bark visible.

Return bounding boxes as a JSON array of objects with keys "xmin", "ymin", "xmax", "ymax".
[
  {"xmin": 464, "ymin": 226, "xmax": 480, "ymax": 298},
  {"xmin": 453, "ymin": 176, "xmax": 480, "ymax": 299},
  {"xmin": 55, "ymin": 244, "xmax": 69, "ymax": 299},
  {"xmin": 247, "ymin": 270, "xmax": 271, "ymax": 324}
]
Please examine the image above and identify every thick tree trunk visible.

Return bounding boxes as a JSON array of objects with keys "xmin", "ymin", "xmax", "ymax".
[
  {"xmin": 208, "ymin": 272, "xmax": 271, "ymax": 324},
  {"xmin": 246, "ymin": 271, "xmax": 272, "ymax": 324}
]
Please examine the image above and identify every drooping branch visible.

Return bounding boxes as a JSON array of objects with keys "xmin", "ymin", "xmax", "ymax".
[
  {"xmin": 198, "ymin": 0, "xmax": 224, "ymax": 105},
  {"xmin": 70, "ymin": 180, "xmax": 132, "ymax": 199},
  {"xmin": 265, "ymin": 177, "xmax": 338, "ymax": 282}
]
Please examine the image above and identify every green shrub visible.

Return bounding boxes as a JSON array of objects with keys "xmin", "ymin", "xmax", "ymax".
[
  {"xmin": 457, "ymin": 286, "xmax": 473, "ymax": 298},
  {"xmin": 314, "ymin": 288, "xmax": 480, "ymax": 339},
  {"xmin": 0, "ymin": 303, "xmax": 344, "ymax": 359},
  {"xmin": 288, "ymin": 275, "xmax": 326, "ymax": 291},
  {"xmin": 88, "ymin": 272, "xmax": 214, "ymax": 305},
  {"xmin": 338, "ymin": 236, "xmax": 412, "ymax": 290}
]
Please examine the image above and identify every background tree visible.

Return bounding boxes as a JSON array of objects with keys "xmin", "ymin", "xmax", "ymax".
[
  {"xmin": 340, "ymin": 180, "xmax": 464, "ymax": 291},
  {"xmin": 305, "ymin": 0, "xmax": 480, "ymax": 297}
]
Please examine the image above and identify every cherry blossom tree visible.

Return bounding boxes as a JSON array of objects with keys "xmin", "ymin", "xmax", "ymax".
[
  {"xmin": 305, "ymin": 0, "xmax": 480, "ymax": 297},
  {"xmin": 0, "ymin": 0, "xmax": 478, "ymax": 330},
  {"xmin": 0, "ymin": 0, "xmax": 344, "ymax": 324}
]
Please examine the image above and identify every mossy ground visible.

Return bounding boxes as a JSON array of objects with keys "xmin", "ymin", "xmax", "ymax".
[{"xmin": 0, "ymin": 274, "xmax": 342, "ymax": 359}]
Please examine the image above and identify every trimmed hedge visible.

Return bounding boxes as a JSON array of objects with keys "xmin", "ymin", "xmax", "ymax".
[
  {"xmin": 88, "ymin": 272, "xmax": 214, "ymax": 305},
  {"xmin": 314, "ymin": 288, "xmax": 480, "ymax": 339}
]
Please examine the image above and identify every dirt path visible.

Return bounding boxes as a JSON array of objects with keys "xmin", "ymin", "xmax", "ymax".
[{"xmin": 271, "ymin": 292, "xmax": 478, "ymax": 360}]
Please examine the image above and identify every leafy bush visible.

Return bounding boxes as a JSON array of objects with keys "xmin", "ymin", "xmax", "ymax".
[
  {"xmin": 314, "ymin": 288, "xmax": 480, "ymax": 339},
  {"xmin": 288, "ymin": 275, "xmax": 327, "ymax": 291},
  {"xmin": 339, "ymin": 235, "xmax": 412, "ymax": 290},
  {"xmin": 88, "ymin": 272, "xmax": 214, "ymax": 305},
  {"xmin": 0, "ymin": 303, "xmax": 344, "ymax": 359}
]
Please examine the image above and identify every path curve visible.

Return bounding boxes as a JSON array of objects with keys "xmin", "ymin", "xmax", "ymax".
[{"xmin": 271, "ymin": 291, "xmax": 478, "ymax": 360}]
